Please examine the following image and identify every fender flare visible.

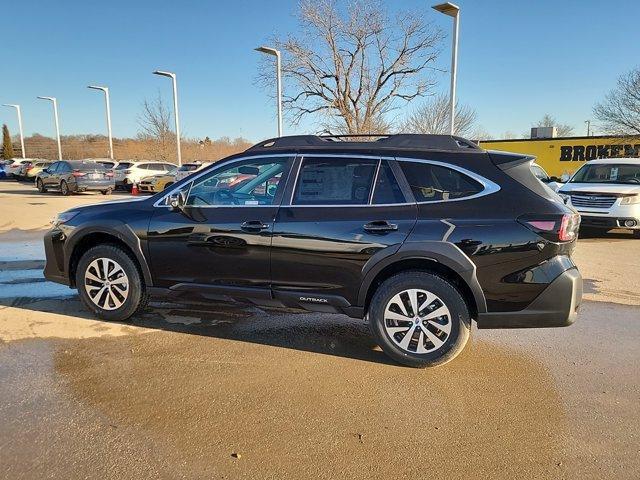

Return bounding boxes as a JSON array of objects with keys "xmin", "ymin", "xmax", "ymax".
[
  {"xmin": 357, "ymin": 240, "xmax": 487, "ymax": 314},
  {"xmin": 64, "ymin": 220, "xmax": 154, "ymax": 287}
]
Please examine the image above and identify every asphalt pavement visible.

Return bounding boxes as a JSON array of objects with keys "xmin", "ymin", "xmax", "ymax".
[{"xmin": 0, "ymin": 180, "xmax": 638, "ymax": 479}]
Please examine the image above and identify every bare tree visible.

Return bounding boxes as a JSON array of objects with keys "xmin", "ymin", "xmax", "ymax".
[
  {"xmin": 535, "ymin": 114, "xmax": 574, "ymax": 137},
  {"xmin": 259, "ymin": 0, "xmax": 443, "ymax": 134},
  {"xmin": 401, "ymin": 94, "xmax": 477, "ymax": 137},
  {"xmin": 137, "ymin": 93, "xmax": 175, "ymax": 161},
  {"xmin": 594, "ymin": 67, "xmax": 640, "ymax": 137}
]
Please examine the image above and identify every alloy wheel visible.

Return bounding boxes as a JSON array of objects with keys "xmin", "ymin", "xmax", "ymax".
[
  {"xmin": 84, "ymin": 258, "xmax": 130, "ymax": 311},
  {"xmin": 383, "ymin": 288, "xmax": 452, "ymax": 354}
]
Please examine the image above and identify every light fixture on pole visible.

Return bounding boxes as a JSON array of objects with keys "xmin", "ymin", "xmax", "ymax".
[
  {"xmin": 37, "ymin": 96, "xmax": 62, "ymax": 160},
  {"xmin": 152, "ymin": 70, "xmax": 182, "ymax": 166},
  {"xmin": 2, "ymin": 104, "xmax": 26, "ymax": 158},
  {"xmin": 88, "ymin": 85, "xmax": 114, "ymax": 159},
  {"xmin": 432, "ymin": 2, "xmax": 460, "ymax": 136},
  {"xmin": 255, "ymin": 46, "xmax": 283, "ymax": 137}
]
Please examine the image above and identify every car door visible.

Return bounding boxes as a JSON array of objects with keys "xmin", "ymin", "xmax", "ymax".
[
  {"xmin": 147, "ymin": 155, "xmax": 294, "ymax": 295},
  {"xmin": 270, "ymin": 156, "xmax": 417, "ymax": 308},
  {"xmin": 56, "ymin": 162, "xmax": 72, "ymax": 186},
  {"xmin": 43, "ymin": 162, "xmax": 60, "ymax": 188}
]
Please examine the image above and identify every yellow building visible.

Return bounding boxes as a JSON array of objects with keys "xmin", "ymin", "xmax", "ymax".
[{"xmin": 478, "ymin": 135, "xmax": 640, "ymax": 177}]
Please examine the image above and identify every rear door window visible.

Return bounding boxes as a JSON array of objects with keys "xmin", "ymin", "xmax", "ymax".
[
  {"xmin": 293, "ymin": 157, "xmax": 378, "ymax": 205},
  {"xmin": 399, "ymin": 161, "xmax": 483, "ymax": 202}
]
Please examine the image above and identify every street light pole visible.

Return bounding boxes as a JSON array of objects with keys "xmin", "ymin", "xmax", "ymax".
[
  {"xmin": 255, "ymin": 46, "xmax": 283, "ymax": 137},
  {"xmin": 2, "ymin": 104, "xmax": 26, "ymax": 158},
  {"xmin": 585, "ymin": 120, "xmax": 591, "ymax": 136},
  {"xmin": 432, "ymin": 2, "xmax": 460, "ymax": 136},
  {"xmin": 37, "ymin": 96, "xmax": 62, "ymax": 160},
  {"xmin": 88, "ymin": 85, "xmax": 114, "ymax": 159},
  {"xmin": 153, "ymin": 70, "xmax": 182, "ymax": 166}
]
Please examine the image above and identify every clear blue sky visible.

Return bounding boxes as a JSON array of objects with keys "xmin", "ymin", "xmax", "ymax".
[{"xmin": 2, "ymin": 0, "xmax": 638, "ymax": 142}]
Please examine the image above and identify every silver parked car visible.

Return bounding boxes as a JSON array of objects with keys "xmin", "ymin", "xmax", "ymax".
[{"xmin": 35, "ymin": 160, "xmax": 115, "ymax": 195}]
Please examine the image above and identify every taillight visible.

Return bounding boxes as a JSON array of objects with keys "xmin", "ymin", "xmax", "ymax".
[
  {"xmin": 26, "ymin": 165, "xmax": 34, "ymax": 171},
  {"xmin": 518, "ymin": 213, "xmax": 580, "ymax": 242},
  {"xmin": 72, "ymin": 170, "xmax": 86, "ymax": 177},
  {"xmin": 559, "ymin": 213, "xmax": 580, "ymax": 241}
]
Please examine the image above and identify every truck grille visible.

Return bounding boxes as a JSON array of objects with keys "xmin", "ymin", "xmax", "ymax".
[{"xmin": 570, "ymin": 194, "xmax": 617, "ymax": 209}]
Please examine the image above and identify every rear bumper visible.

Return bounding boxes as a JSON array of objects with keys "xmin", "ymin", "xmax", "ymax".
[
  {"xmin": 477, "ymin": 267, "xmax": 582, "ymax": 328},
  {"xmin": 74, "ymin": 180, "xmax": 115, "ymax": 192}
]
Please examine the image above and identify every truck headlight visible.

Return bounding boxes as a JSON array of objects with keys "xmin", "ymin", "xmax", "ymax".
[{"xmin": 621, "ymin": 195, "xmax": 640, "ymax": 205}]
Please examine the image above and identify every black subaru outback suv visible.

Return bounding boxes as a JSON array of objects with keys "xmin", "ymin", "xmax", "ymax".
[{"xmin": 43, "ymin": 134, "xmax": 582, "ymax": 367}]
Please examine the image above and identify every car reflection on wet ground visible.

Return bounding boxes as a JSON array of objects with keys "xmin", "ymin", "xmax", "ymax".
[{"xmin": 0, "ymin": 181, "xmax": 639, "ymax": 479}]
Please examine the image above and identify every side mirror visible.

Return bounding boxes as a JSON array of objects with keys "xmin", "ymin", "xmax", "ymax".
[
  {"xmin": 43, "ymin": 168, "xmax": 50, "ymax": 174},
  {"xmin": 169, "ymin": 190, "xmax": 187, "ymax": 211}
]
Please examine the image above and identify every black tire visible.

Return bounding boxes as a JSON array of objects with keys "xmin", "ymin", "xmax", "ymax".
[
  {"xmin": 60, "ymin": 180, "xmax": 71, "ymax": 196},
  {"xmin": 36, "ymin": 178, "xmax": 47, "ymax": 193},
  {"xmin": 368, "ymin": 271, "xmax": 471, "ymax": 368},
  {"xmin": 101, "ymin": 188, "xmax": 112, "ymax": 195},
  {"xmin": 75, "ymin": 244, "xmax": 149, "ymax": 322}
]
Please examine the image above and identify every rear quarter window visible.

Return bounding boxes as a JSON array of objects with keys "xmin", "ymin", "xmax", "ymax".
[{"xmin": 399, "ymin": 161, "xmax": 483, "ymax": 202}]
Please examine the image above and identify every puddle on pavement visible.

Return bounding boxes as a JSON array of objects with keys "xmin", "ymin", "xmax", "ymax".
[
  {"xmin": 0, "ymin": 239, "xmax": 45, "ymax": 262},
  {"xmin": 38, "ymin": 324, "xmax": 569, "ymax": 479},
  {"xmin": 0, "ymin": 268, "xmax": 74, "ymax": 299}
]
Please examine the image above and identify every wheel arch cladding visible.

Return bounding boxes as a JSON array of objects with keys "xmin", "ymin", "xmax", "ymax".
[
  {"xmin": 67, "ymin": 225, "xmax": 152, "ymax": 288},
  {"xmin": 359, "ymin": 241, "xmax": 487, "ymax": 317}
]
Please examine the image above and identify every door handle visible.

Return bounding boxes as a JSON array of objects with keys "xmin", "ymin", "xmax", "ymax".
[
  {"xmin": 363, "ymin": 221, "xmax": 398, "ymax": 233},
  {"xmin": 241, "ymin": 221, "xmax": 270, "ymax": 232}
]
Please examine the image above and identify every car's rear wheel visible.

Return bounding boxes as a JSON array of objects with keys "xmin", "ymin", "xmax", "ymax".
[
  {"xmin": 60, "ymin": 180, "xmax": 71, "ymax": 196},
  {"xmin": 101, "ymin": 188, "xmax": 112, "ymax": 195},
  {"xmin": 368, "ymin": 271, "xmax": 471, "ymax": 368},
  {"xmin": 75, "ymin": 244, "xmax": 148, "ymax": 321},
  {"xmin": 36, "ymin": 178, "xmax": 47, "ymax": 193}
]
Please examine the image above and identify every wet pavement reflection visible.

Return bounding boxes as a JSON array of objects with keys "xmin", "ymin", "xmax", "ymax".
[{"xmin": 1, "ymin": 296, "xmax": 638, "ymax": 479}]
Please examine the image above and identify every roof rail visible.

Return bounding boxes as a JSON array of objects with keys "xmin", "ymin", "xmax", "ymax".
[{"xmin": 246, "ymin": 134, "xmax": 482, "ymax": 152}]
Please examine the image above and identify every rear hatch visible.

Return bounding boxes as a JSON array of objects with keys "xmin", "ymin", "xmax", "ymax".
[
  {"xmin": 488, "ymin": 151, "xmax": 580, "ymax": 245},
  {"xmin": 72, "ymin": 162, "xmax": 113, "ymax": 183}
]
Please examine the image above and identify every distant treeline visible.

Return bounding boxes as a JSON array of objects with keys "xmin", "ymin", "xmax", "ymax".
[{"xmin": 2, "ymin": 133, "xmax": 252, "ymax": 163}]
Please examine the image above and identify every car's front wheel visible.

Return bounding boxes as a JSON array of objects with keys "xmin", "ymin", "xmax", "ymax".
[
  {"xmin": 75, "ymin": 244, "xmax": 148, "ymax": 321},
  {"xmin": 368, "ymin": 271, "xmax": 471, "ymax": 368}
]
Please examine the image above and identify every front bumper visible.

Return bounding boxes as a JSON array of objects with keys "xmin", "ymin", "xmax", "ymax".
[
  {"xmin": 580, "ymin": 215, "xmax": 639, "ymax": 230},
  {"xmin": 477, "ymin": 267, "xmax": 582, "ymax": 328},
  {"xmin": 43, "ymin": 228, "xmax": 71, "ymax": 286}
]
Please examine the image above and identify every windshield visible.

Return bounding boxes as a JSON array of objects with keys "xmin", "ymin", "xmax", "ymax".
[
  {"xmin": 179, "ymin": 164, "xmax": 200, "ymax": 172},
  {"xmin": 115, "ymin": 163, "xmax": 133, "ymax": 170},
  {"xmin": 570, "ymin": 163, "xmax": 640, "ymax": 185},
  {"xmin": 72, "ymin": 162, "xmax": 108, "ymax": 171}
]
